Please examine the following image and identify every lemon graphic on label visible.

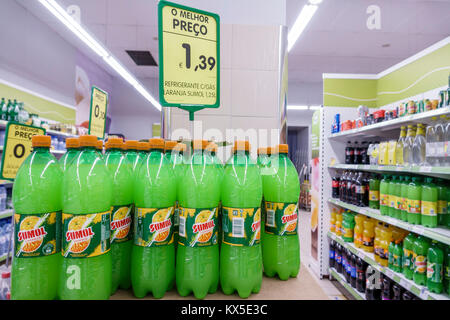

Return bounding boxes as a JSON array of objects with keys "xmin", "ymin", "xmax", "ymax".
[
  {"xmin": 284, "ymin": 204, "xmax": 297, "ymax": 232},
  {"xmin": 113, "ymin": 207, "xmax": 130, "ymax": 239},
  {"xmin": 20, "ymin": 216, "xmax": 43, "ymax": 253},
  {"xmin": 153, "ymin": 208, "xmax": 170, "ymax": 242},
  {"xmin": 68, "ymin": 216, "xmax": 90, "ymax": 253},
  {"xmin": 196, "ymin": 210, "xmax": 213, "ymax": 243}
]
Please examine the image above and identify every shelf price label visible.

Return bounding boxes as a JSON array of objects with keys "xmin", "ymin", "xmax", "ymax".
[
  {"xmin": 0, "ymin": 123, "xmax": 45, "ymax": 180},
  {"xmin": 88, "ymin": 86, "xmax": 108, "ymax": 139},
  {"xmin": 158, "ymin": 1, "xmax": 220, "ymax": 109}
]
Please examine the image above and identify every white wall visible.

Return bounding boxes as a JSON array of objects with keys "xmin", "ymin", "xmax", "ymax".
[
  {"xmin": 288, "ymin": 81, "xmax": 323, "ymax": 107},
  {"xmin": 0, "ymin": 0, "xmax": 76, "ymax": 106}
]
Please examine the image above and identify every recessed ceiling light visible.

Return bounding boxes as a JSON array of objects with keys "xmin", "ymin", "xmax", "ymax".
[
  {"xmin": 309, "ymin": 0, "xmax": 323, "ymax": 4},
  {"xmin": 287, "ymin": 4, "xmax": 319, "ymax": 52}
]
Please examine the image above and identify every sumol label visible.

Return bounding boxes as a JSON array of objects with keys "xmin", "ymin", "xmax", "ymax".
[
  {"xmin": 14, "ymin": 212, "xmax": 61, "ymax": 258},
  {"xmin": 110, "ymin": 204, "xmax": 133, "ymax": 244},
  {"xmin": 222, "ymin": 206, "xmax": 261, "ymax": 246},
  {"xmin": 134, "ymin": 206, "xmax": 174, "ymax": 247},
  {"xmin": 62, "ymin": 210, "xmax": 111, "ymax": 258},
  {"xmin": 264, "ymin": 201, "xmax": 298, "ymax": 236},
  {"xmin": 178, "ymin": 206, "xmax": 219, "ymax": 247}
]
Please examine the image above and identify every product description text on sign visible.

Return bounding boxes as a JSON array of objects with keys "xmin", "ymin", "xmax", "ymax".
[
  {"xmin": 89, "ymin": 86, "xmax": 108, "ymax": 139},
  {"xmin": 159, "ymin": 2, "xmax": 220, "ymax": 108}
]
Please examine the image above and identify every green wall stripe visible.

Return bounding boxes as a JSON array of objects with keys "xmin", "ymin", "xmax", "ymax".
[
  {"xmin": 0, "ymin": 82, "xmax": 76, "ymax": 124},
  {"xmin": 323, "ymin": 78, "xmax": 377, "ymax": 108}
]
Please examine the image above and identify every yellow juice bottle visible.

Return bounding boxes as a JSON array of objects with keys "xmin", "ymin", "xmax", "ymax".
[
  {"xmin": 335, "ymin": 210, "xmax": 343, "ymax": 236},
  {"xmin": 354, "ymin": 214, "xmax": 366, "ymax": 248},
  {"xmin": 330, "ymin": 207, "xmax": 337, "ymax": 233},
  {"xmin": 379, "ymin": 224, "xmax": 392, "ymax": 267},
  {"xmin": 373, "ymin": 221, "xmax": 383, "ymax": 263},
  {"xmin": 362, "ymin": 218, "xmax": 375, "ymax": 253}
]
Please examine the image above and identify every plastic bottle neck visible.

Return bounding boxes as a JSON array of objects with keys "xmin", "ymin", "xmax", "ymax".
[{"xmin": 33, "ymin": 146, "xmax": 50, "ymax": 153}]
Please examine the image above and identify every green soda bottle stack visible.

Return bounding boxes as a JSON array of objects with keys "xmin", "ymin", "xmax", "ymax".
[
  {"xmin": 220, "ymin": 141, "xmax": 263, "ymax": 298},
  {"xmin": 262, "ymin": 144, "xmax": 301, "ymax": 280},
  {"xmin": 132, "ymin": 138, "xmax": 177, "ymax": 298},
  {"xmin": 104, "ymin": 138, "xmax": 134, "ymax": 294},
  {"xmin": 11, "ymin": 136, "xmax": 303, "ymax": 300},
  {"xmin": 12, "ymin": 135, "xmax": 62, "ymax": 300}
]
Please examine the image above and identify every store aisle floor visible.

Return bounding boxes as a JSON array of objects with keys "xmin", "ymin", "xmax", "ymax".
[
  {"xmin": 111, "ymin": 210, "xmax": 336, "ymax": 300},
  {"xmin": 297, "ymin": 209, "xmax": 347, "ymax": 300}
]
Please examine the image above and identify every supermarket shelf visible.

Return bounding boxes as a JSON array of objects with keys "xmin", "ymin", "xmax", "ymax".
[
  {"xmin": 328, "ymin": 198, "xmax": 450, "ymax": 246},
  {"xmin": 328, "ymin": 107, "xmax": 450, "ymax": 140},
  {"xmin": 0, "ymin": 209, "xmax": 13, "ymax": 220},
  {"xmin": 328, "ymin": 231, "xmax": 449, "ymax": 300},
  {"xmin": 329, "ymin": 267, "xmax": 366, "ymax": 300},
  {"xmin": 328, "ymin": 163, "xmax": 450, "ymax": 178}
]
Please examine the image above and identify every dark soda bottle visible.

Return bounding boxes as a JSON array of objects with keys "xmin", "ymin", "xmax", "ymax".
[
  {"xmin": 340, "ymin": 171, "xmax": 347, "ymax": 202},
  {"xmin": 329, "ymin": 240, "xmax": 335, "ymax": 269},
  {"xmin": 347, "ymin": 171, "xmax": 355, "ymax": 204},
  {"xmin": 355, "ymin": 172, "xmax": 364, "ymax": 207},
  {"xmin": 342, "ymin": 248, "xmax": 348, "ymax": 277},
  {"xmin": 381, "ymin": 277, "xmax": 392, "ymax": 300},
  {"xmin": 332, "ymin": 175, "xmax": 340, "ymax": 198},
  {"xmin": 363, "ymin": 173, "xmax": 370, "ymax": 207},
  {"xmin": 361, "ymin": 141, "xmax": 368, "ymax": 164},
  {"xmin": 335, "ymin": 243, "xmax": 342, "ymax": 273},
  {"xmin": 365, "ymin": 265, "xmax": 381, "ymax": 300},
  {"xmin": 402, "ymin": 291, "xmax": 415, "ymax": 300},
  {"xmin": 350, "ymin": 253, "xmax": 357, "ymax": 288},
  {"xmin": 392, "ymin": 283, "xmax": 403, "ymax": 300},
  {"xmin": 356, "ymin": 257, "xmax": 366, "ymax": 293},
  {"xmin": 354, "ymin": 142, "xmax": 362, "ymax": 164},
  {"xmin": 345, "ymin": 249, "xmax": 352, "ymax": 283},
  {"xmin": 345, "ymin": 141, "xmax": 354, "ymax": 164}
]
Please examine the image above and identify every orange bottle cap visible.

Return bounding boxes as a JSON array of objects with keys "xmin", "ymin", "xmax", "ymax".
[
  {"xmin": 105, "ymin": 137, "xmax": 123, "ymax": 150},
  {"xmin": 164, "ymin": 140, "xmax": 178, "ymax": 151},
  {"xmin": 96, "ymin": 140, "xmax": 103, "ymax": 150},
  {"xmin": 233, "ymin": 140, "xmax": 250, "ymax": 153},
  {"xmin": 32, "ymin": 135, "xmax": 51, "ymax": 148},
  {"xmin": 275, "ymin": 144, "xmax": 289, "ymax": 154},
  {"xmin": 65, "ymin": 137, "xmax": 79, "ymax": 149},
  {"xmin": 257, "ymin": 147, "xmax": 267, "ymax": 155},
  {"xmin": 79, "ymin": 135, "xmax": 98, "ymax": 147},
  {"xmin": 124, "ymin": 140, "xmax": 139, "ymax": 151},
  {"xmin": 148, "ymin": 138, "xmax": 165, "ymax": 150},
  {"xmin": 137, "ymin": 141, "xmax": 150, "ymax": 151},
  {"xmin": 193, "ymin": 140, "xmax": 209, "ymax": 150},
  {"xmin": 173, "ymin": 143, "xmax": 187, "ymax": 153}
]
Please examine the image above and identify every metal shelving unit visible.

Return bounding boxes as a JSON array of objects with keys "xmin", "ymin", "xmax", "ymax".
[
  {"xmin": 328, "ymin": 198, "xmax": 450, "ymax": 245},
  {"xmin": 328, "ymin": 231, "xmax": 449, "ymax": 300},
  {"xmin": 329, "ymin": 267, "xmax": 366, "ymax": 300},
  {"xmin": 0, "ymin": 209, "xmax": 13, "ymax": 220},
  {"xmin": 328, "ymin": 163, "xmax": 450, "ymax": 177}
]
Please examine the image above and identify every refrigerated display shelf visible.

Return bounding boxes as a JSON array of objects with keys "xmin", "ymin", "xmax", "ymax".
[
  {"xmin": 0, "ymin": 209, "xmax": 13, "ymax": 220},
  {"xmin": 328, "ymin": 106, "xmax": 450, "ymax": 140},
  {"xmin": 328, "ymin": 231, "xmax": 449, "ymax": 300},
  {"xmin": 328, "ymin": 198, "xmax": 450, "ymax": 245},
  {"xmin": 328, "ymin": 163, "xmax": 450, "ymax": 176},
  {"xmin": 329, "ymin": 267, "xmax": 365, "ymax": 300}
]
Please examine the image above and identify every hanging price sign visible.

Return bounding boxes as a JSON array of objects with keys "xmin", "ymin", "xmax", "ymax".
[
  {"xmin": 88, "ymin": 86, "xmax": 108, "ymax": 139},
  {"xmin": 0, "ymin": 122, "xmax": 45, "ymax": 180},
  {"xmin": 158, "ymin": 1, "xmax": 220, "ymax": 110}
]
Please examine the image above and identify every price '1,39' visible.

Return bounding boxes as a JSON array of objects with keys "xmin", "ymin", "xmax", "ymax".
[{"xmin": 181, "ymin": 43, "xmax": 216, "ymax": 72}]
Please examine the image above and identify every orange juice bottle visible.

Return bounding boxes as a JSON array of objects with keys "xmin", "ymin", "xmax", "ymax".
[
  {"xmin": 362, "ymin": 218, "xmax": 375, "ymax": 253},
  {"xmin": 330, "ymin": 207, "xmax": 337, "ymax": 233},
  {"xmin": 353, "ymin": 214, "xmax": 365, "ymax": 248},
  {"xmin": 335, "ymin": 210, "xmax": 343, "ymax": 237},
  {"xmin": 373, "ymin": 221, "xmax": 383, "ymax": 263},
  {"xmin": 379, "ymin": 224, "xmax": 392, "ymax": 267}
]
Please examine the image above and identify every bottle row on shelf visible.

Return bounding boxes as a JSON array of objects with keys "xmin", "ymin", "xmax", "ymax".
[
  {"xmin": 330, "ymin": 210, "xmax": 450, "ymax": 297},
  {"xmin": 329, "ymin": 240, "xmax": 419, "ymax": 300},
  {"xmin": 332, "ymin": 171, "xmax": 450, "ymax": 229},
  {"xmin": 331, "ymin": 79, "xmax": 450, "ymax": 134}
]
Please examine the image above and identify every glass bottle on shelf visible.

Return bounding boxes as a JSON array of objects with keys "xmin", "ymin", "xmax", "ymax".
[
  {"xmin": 434, "ymin": 115, "xmax": 446, "ymax": 166},
  {"xmin": 395, "ymin": 126, "xmax": 406, "ymax": 166},
  {"xmin": 412, "ymin": 123, "xmax": 426, "ymax": 165},
  {"xmin": 425, "ymin": 117, "xmax": 437, "ymax": 166}
]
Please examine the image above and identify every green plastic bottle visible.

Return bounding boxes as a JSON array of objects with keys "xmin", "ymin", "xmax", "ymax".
[
  {"xmin": 176, "ymin": 140, "xmax": 220, "ymax": 299},
  {"xmin": 436, "ymin": 178, "xmax": 449, "ymax": 226},
  {"xmin": 413, "ymin": 235, "xmax": 431, "ymax": 286},
  {"xmin": 59, "ymin": 138, "xmax": 80, "ymax": 172},
  {"xmin": 447, "ymin": 187, "xmax": 450, "ymax": 228},
  {"xmin": 257, "ymin": 147, "xmax": 270, "ymax": 169},
  {"xmin": 403, "ymin": 232, "xmax": 416, "ymax": 280},
  {"xmin": 400, "ymin": 175, "xmax": 410, "ymax": 222},
  {"xmin": 342, "ymin": 212, "xmax": 355, "ymax": 242},
  {"xmin": 369, "ymin": 174, "xmax": 380, "ymax": 209},
  {"xmin": 257, "ymin": 147, "xmax": 271, "ymax": 242},
  {"xmin": 421, "ymin": 177, "xmax": 438, "ymax": 228},
  {"xmin": 444, "ymin": 245, "xmax": 450, "ymax": 295},
  {"xmin": 407, "ymin": 176, "xmax": 422, "ymax": 225},
  {"xmin": 124, "ymin": 140, "xmax": 140, "ymax": 173},
  {"xmin": 12, "ymin": 135, "xmax": 62, "ymax": 300},
  {"xmin": 60, "ymin": 135, "xmax": 113, "ymax": 300},
  {"xmin": 392, "ymin": 239, "xmax": 403, "ymax": 273},
  {"xmin": 132, "ymin": 138, "xmax": 177, "ymax": 298},
  {"xmin": 380, "ymin": 175, "xmax": 390, "ymax": 215},
  {"xmin": 262, "ymin": 144, "xmax": 300, "ymax": 280},
  {"xmin": 393, "ymin": 176, "xmax": 403, "ymax": 220},
  {"xmin": 220, "ymin": 141, "xmax": 263, "ymax": 298},
  {"xmin": 388, "ymin": 175, "xmax": 398, "ymax": 217},
  {"xmin": 427, "ymin": 241, "xmax": 444, "ymax": 293},
  {"xmin": 104, "ymin": 138, "xmax": 134, "ymax": 294}
]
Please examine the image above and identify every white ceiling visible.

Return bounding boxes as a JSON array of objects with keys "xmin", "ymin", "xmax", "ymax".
[
  {"xmin": 15, "ymin": 0, "xmax": 450, "ymax": 88},
  {"xmin": 287, "ymin": 0, "xmax": 450, "ymax": 83}
]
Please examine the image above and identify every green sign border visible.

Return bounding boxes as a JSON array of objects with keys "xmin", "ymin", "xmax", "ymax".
[
  {"xmin": 88, "ymin": 86, "xmax": 108, "ymax": 140},
  {"xmin": 158, "ymin": 0, "xmax": 221, "ymax": 113},
  {"xmin": 0, "ymin": 121, "xmax": 46, "ymax": 181}
]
